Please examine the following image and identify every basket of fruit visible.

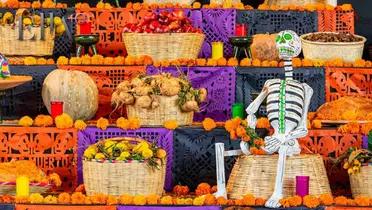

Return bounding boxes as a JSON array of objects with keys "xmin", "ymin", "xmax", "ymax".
[
  {"xmin": 0, "ymin": 160, "xmax": 62, "ymax": 195},
  {"xmin": 82, "ymin": 137, "xmax": 167, "ymax": 197},
  {"xmin": 111, "ymin": 73, "xmax": 207, "ymax": 126},
  {"xmin": 0, "ymin": 9, "xmax": 65, "ymax": 56},
  {"xmin": 123, "ymin": 10, "xmax": 205, "ymax": 62},
  {"xmin": 300, "ymin": 32, "xmax": 366, "ymax": 62}
]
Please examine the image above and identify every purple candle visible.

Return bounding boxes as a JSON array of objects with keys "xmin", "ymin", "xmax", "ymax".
[{"xmin": 296, "ymin": 176, "xmax": 310, "ymax": 197}]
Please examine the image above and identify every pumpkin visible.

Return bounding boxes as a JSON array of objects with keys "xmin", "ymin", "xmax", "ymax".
[
  {"xmin": 250, "ymin": 33, "xmax": 279, "ymax": 61},
  {"xmin": 42, "ymin": 69, "xmax": 98, "ymax": 121},
  {"xmin": 173, "ymin": 185, "xmax": 189, "ymax": 196}
]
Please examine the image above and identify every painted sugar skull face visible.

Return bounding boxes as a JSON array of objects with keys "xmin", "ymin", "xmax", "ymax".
[{"xmin": 276, "ymin": 30, "xmax": 301, "ymax": 59}]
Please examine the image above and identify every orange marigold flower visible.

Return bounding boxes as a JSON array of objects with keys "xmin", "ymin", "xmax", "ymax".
[
  {"xmin": 252, "ymin": 59, "xmax": 261, "ymax": 67},
  {"xmin": 160, "ymin": 196, "xmax": 173, "ymax": 205},
  {"xmin": 344, "ymin": 61, "xmax": 352, "ymax": 67},
  {"xmin": 58, "ymin": 192, "xmax": 71, "ymax": 204},
  {"xmin": 338, "ymin": 124, "xmax": 349, "ymax": 134},
  {"xmin": 75, "ymin": 184, "xmax": 86, "ymax": 194},
  {"xmin": 240, "ymin": 58, "xmax": 251, "ymax": 67},
  {"xmin": 107, "ymin": 195, "xmax": 118, "ymax": 206},
  {"xmin": 44, "ymin": 195, "xmax": 57, "ymax": 204},
  {"xmin": 204, "ymin": 194, "xmax": 216, "ymax": 205},
  {"xmin": 319, "ymin": 193, "xmax": 333, "ymax": 205},
  {"xmin": 195, "ymin": 183, "xmax": 211, "ymax": 196},
  {"xmin": 202, "ymin": 118, "xmax": 217, "ymax": 131},
  {"xmin": 235, "ymin": 199, "xmax": 243, "ymax": 206},
  {"xmin": 236, "ymin": 125, "xmax": 247, "ymax": 137},
  {"xmin": 292, "ymin": 58, "xmax": 302, "ymax": 67},
  {"xmin": 315, "ymin": 3, "xmax": 325, "ymax": 10},
  {"xmin": 261, "ymin": 60, "xmax": 270, "ymax": 67},
  {"xmin": 307, "ymin": 120, "xmax": 311, "ymax": 129},
  {"xmin": 361, "ymin": 122, "xmax": 372, "ymax": 135},
  {"xmin": 258, "ymin": 4, "xmax": 269, "ymax": 10},
  {"xmin": 216, "ymin": 196, "xmax": 228, "ymax": 205},
  {"xmin": 354, "ymin": 195, "xmax": 369, "ymax": 206},
  {"xmin": 217, "ymin": 57, "xmax": 227, "ymax": 66},
  {"xmin": 225, "ymin": 120, "xmax": 233, "ymax": 132},
  {"xmin": 119, "ymin": 194, "xmax": 133, "ymax": 205},
  {"xmin": 15, "ymin": 195, "xmax": 29, "ymax": 204},
  {"xmin": 129, "ymin": 117, "xmax": 141, "ymax": 130},
  {"xmin": 366, "ymin": 60, "xmax": 372, "ymax": 67},
  {"xmin": 242, "ymin": 194, "xmax": 255, "ymax": 206},
  {"xmin": 311, "ymin": 120, "xmax": 322, "ymax": 129},
  {"xmin": 250, "ymin": 147, "xmax": 259, "ymax": 155},
  {"xmin": 193, "ymin": 2, "xmax": 201, "ymax": 8},
  {"xmin": 230, "ymin": 130, "xmax": 238, "ymax": 140},
  {"xmin": 34, "ymin": 114, "xmax": 53, "ymax": 127},
  {"xmin": 164, "ymin": 120, "xmax": 178, "ymax": 130},
  {"xmin": 147, "ymin": 194, "xmax": 159, "ymax": 205},
  {"xmin": 2, "ymin": 195, "xmax": 14, "ymax": 203},
  {"xmin": 304, "ymin": 3, "xmax": 317, "ymax": 12},
  {"xmin": 269, "ymin": 5, "xmax": 279, "ymax": 11},
  {"xmin": 48, "ymin": 173, "xmax": 62, "ymax": 187},
  {"xmin": 125, "ymin": 55, "xmax": 135, "ymax": 66},
  {"xmin": 348, "ymin": 121, "xmax": 360, "ymax": 134},
  {"xmin": 71, "ymin": 192, "xmax": 86, "ymax": 204},
  {"xmin": 114, "ymin": 56, "xmax": 125, "ymax": 65},
  {"xmin": 206, "ymin": 58, "xmax": 217, "ymax": 67},
  {"xmin": 279, "ymin": 61, "xmax": 284, "ymax": 67},
  {"xmin": 340, "ymin": 4, "xmax": 352, "ymax": 11},
  {"xmin": 313, "ymin": 59, "xmax": 324, "ymax": 67},
  {"xmin": 290, "ymin": 195, "xmax": 302, "ymax": 207},
  {"xmin": 227, "ymin": 58, "xmax": 239, "ymax": 66},
  {"xmin": 302, "ymin": 58, "xmax": 313, "ymax": 67},
  {"xmin": 97, "ymin": 117, "xmax": 109, "ymax": 131},
  {"xmin": 210, "ymin": 185, "xmax": 217, "ymax": 193},
  {"xmin": 255, "ymin": 198, "xmax": 265, "ymax": 206},
  {"xmin": 280, "ymin": 198, "xmax": 291, "ymax": 208},
  {"xmin": 353, "ymin": 58, "xmax": 366, "ymax": 67},
  {"xmin": 347, "ymin": 199, "xmax": 356, "ymax": 206},
  {"xmin": 133, "ymin": 195, "xmax": 146, "ymax": 206},
  {"xmin": 227, "ymin": 199, "xmax": 235, "ymax": 205},
  {"xmin": 303, "ymin": 195, "xmax": 320, "ymax": 208},
  {"xmin": 308, "ymin": 112, "xmax": 316, "ymax": 120},
  {"xmin": 269, "ymin": 60, "xmax": 278, "ymax": 67},
  {"xmin": 256, "ymin": 117, "xmax": 270, "ymax": 128},
  {"xmin": 241, "ymin": 134, "xmax": 250, "ymax": 142},
  {"xmin": 196, "ymin": 58, "xmax": 207, "ymax": 66},
  {"xmin": 85, "ymin": 197, "xmax": 92, "ymax": 204},
  {"xmin": 193, "ymin": 196, "xmax": 205, "ymax": 206}
]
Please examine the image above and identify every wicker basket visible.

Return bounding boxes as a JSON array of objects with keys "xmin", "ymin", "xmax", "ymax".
[
  {"xmin": 123, "ymin": 33, "xmax": 205, "ymax": 62},
  {"xmin": 0, "ymin": 182, "xmax": 53, "ymax": 196},
  {"xmin": 126, "ymin": 95, "xmax": 193, "ymax": 126},
  {"xmin": 83, "ymin": 137, "xmax": 166, "ymax": 197},
  {"xmin": 226, "ymin": 154, "xmax": 331, "ymax": 199},
  {"xmin": 350, "ymin": 165, "xmax": 372, "ymax": 198},
  {"xmin": 0, "ymin": 25, "xmax": 55, "ymax": 56},
  {"xmin": 264, "ymin": 0, "xmax": 326, "ymax": 6},
  {"xmin": 144, "ymin": 0, "xmax": 194, "ymax": 5},
  {"xmin": 300, "ymin": 32, "xmax": 366, "ymax": 63}
]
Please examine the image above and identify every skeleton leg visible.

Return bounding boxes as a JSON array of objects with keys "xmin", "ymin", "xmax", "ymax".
[
  {"xmin": 214, "ymin": 143, "xmax": 227, "ymax": 198},
  {"xmin": 265, "ymin": 145, "xmax": 288, "ymax": 208}
]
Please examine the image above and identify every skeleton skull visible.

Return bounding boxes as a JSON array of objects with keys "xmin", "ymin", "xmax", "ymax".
[{"xmin": 276, "ymin": 30, "xmax": 301, "ymax": 59}]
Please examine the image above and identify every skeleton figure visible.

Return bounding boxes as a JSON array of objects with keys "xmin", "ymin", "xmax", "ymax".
[
  {"xmin": 242, "ymin": 30, "xmax": 313, "ymax": 208},
  {"xmin": 213, "ymin": 31, "xmax": 313, "ymax": 205}
]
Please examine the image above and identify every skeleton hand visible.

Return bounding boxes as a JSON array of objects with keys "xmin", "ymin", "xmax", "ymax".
[
  {"xmin": 247, "ymin": 114, "xmax": 257, "ymax": 130},
  {"xmin": 263, "ymin": 134, "xmax": 288, "ymax": 154}
]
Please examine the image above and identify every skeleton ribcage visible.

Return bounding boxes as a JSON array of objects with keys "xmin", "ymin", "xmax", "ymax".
[{"xmin": 266, "ymin": 79, "xmax": 305, "ymax": 133}]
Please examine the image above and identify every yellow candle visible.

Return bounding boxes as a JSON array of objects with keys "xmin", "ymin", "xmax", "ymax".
[
  {"xmin": 16, "ymin": 176, "xmax": 29, "ymax": 196},
  {"xmin": 212, "ymin": 42, "xmax": 224, "ymax": 60}
]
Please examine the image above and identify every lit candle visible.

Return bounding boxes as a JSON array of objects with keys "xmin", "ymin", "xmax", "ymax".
[
  {"xmin": 51, "ymin": 101, "xmax": 64, "ymax": 120},
  {"xmin": 16, "ymin": 176, "xmax": 29, "ymax": 196},
  {"xmin": 296, "ymin": 176, "xmax": 310, "ymax": 197},
  {"xmin": 79, "ymin": 22, "xmax": 91, "ymax": 35},
  {"xmin": 212, "ymin": 42, "xmax": 224, "ymax": 60},
  {"xmin": 236, "ymin": 24, "xmax": 247, "ymax": 37}
]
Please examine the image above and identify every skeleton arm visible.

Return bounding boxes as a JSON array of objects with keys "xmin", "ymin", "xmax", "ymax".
[
  {"xmin": 246, "ymin": 80, "xmax": 271, "ymax": 129},
  {"xmin": 287, "ymin": 83, "xmax": 313, "ymax": 139}
]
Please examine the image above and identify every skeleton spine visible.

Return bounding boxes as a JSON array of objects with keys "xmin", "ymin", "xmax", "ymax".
[{"xmin": 284, "ymin": 59, "xmax": 293, "ymax": 80}]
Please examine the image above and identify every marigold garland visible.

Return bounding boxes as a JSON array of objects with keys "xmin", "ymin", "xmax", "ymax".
[
  {"xmin": 29, "ymin": 193, "xmax": 43, "ymax": 204},
  {"xmin": 193, "ymin": 196, "xmax": 205, "ymax": 206},
  {"xmin": 57, "ymin": 193, "xmax": 71, "ymax": 204},
  {"xmin": 195, "ymin": 183, "xmax": 211, "ymax": 196},
  {"xmin": 91, "ymin": 193, "xmax": 107, "ymax": 204},
  {"xmin": 119, "ymin": 194, "xmax": 133, "ymax": 205},
  {"xmin": 256, "ymin": 117, "xmax": 270, "ymax": 128},
  {"xmin": 204, "ymin": 194, "xmax": 216, "ymax": 205},
  {"xmin": 160, "ymin": 195, "xmax": 173, "ymax": 205},
  {"xmin": 303, "ymin": 195, "xmax": 320, "ymax": 208},
  {"xmin": 71, "ymin": 192, "xmax": 86, "ymax": 204},
  {"xmin": 43, "ymin": 195, "xmax": 58, "ymax": 204},
  {"xmin": 319, "ymin": 193, "xmax": 333, "ymax": 205},
  {"xmin": 147, "ymin": 194, "xmax": 160, "ymax": 205},
  {"xmin": 129, "ymin": 117, "xmax": 141, "ymax": 130},
  {"xmin": 107, "ymin": 195, "xmax": 118, "ymax": 206},
  {"xmin": 15, "ymin": 195, "xmax": 29, "ymax": 204}
]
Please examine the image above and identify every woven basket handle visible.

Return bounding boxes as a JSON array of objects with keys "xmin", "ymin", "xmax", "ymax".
[{"xmin": 104, "ymin": 137, "xmax": 146, "ymax": 144}]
